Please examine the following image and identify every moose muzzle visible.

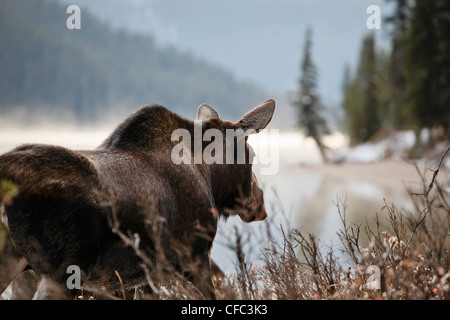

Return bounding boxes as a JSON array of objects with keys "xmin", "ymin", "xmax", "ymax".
[{"xmin": 234, "ymin": 173, "xmax": 267, "ymax": 223}]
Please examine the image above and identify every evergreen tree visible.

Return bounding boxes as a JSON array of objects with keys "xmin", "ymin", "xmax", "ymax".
[
  {"xmin": 293, "ymin": 28, "xmax": 330, "ymax": 162},
  {"xmin": 342, "ymin": 34, "xmax": 381, "ymax": 144},
  {"xmin": 341, "ymin": 77, "xmax": 362, "ymax": 144},
  {"xmin": 385, "ymin": 0, "xmax": 411, "ymax": 129},
  {"xmin": 341, "ymin": 64, "xmax": 352, "ymax": 96},
  {"xmin": 404, "ymin": 0, "xmax": 450, "ymax": 139},
  {"xmin": 342, "ymin": 0, "xmax": 450, "ymax": 150}
]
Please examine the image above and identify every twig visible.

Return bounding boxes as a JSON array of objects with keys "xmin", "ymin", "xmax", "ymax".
[
  {"xmin": 115, "ymin": 270, "xmax": 127, "ymax": 300},
  {"xmin": 411, "ymin": 145, "xmax": 450, "ymax": 196},
  {"xmin": 425, "ymin": 145, "xmax": 450, "ymax": 195}
]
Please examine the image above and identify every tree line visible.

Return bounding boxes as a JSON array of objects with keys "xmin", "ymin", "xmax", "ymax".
[
  {"xmin": 0, "ymin": 0, "xmax": 266, "ymax": 122},
  {"xmin": 293, "ymin": 0, "xmax": 450, "ymax": 161},
  {"xmin": 342, "ymin": 0, "xmax": 450, "ymax": 149}
]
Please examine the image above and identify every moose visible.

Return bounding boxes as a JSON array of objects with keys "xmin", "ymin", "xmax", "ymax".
[{"xmin": 0, "ymin": 99, "xmax": 275, "ymax": 299}]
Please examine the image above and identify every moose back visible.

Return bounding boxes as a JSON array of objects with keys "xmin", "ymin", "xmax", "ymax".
[{"xmin": 0, "ymin": 99, "xmax": 275, "ymax": 299}]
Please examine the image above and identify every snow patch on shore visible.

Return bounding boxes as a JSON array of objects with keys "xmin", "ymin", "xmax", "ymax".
[{"xmin": 331, "ymin": 131, "xmax": 416, "ymax": 164}]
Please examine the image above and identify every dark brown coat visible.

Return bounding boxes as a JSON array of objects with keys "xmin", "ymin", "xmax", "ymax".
[{"xmin": 0, "ymin": 100, "xmax": 275, "ymax": 299}]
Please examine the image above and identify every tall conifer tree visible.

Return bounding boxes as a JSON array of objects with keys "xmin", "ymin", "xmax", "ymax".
[{"xmin": 293, "ymin": 28, "xmax": 330, "ymax": 162}]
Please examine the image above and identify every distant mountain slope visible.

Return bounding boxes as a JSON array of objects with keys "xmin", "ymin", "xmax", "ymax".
[{"xmin": 0, "ymin": 0, "xmax": 266, "ymax": 121}]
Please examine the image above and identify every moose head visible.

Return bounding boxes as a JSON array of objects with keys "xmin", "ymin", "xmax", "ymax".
[{"xmin": 175, "ymin": 99, "xmax": 276, "ymax": 223}]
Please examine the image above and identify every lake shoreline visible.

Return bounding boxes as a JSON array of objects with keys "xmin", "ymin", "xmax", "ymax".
[{"xmin": 294, "ymin": 159, "xmax": 450, "ymax": 189}]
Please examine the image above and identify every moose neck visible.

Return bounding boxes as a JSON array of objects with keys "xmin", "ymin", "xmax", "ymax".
[
  {"xmin": 208, "ymin": 162, "xmax": 249, "ymax": 213},
  {"xmin": 99, "ymin": 105, "xmax": 247, "ymax": 212}
]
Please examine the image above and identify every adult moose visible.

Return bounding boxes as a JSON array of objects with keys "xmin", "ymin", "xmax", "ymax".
[{"xmin": 0, "ymin": 99, "xmax": 276, "ymax": 299}]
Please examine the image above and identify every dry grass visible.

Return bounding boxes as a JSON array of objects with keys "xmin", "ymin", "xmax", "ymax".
[
  {"xmin": 148, "ymin": 149, "xmax": 450, "ymax": 300},
  {"xmin": 115, "ymin": 165, "xmax": 449, "ymax": 301},
  {"xmin": 1, "ymin": 149, "xmax": 449, "ymax": 300},
  {"xmin": 210, "ymin": 150, "xmax": 450, "ymax": 300}
]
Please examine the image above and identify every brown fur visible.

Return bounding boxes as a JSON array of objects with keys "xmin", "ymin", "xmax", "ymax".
[{"xmin": 0, "ymin": 101, "xmax": 274, "ymax": 299}]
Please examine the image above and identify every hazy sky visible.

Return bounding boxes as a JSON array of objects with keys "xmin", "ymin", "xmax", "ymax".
[{"xmin": 60, "ymin": 0, "xmax": 393, "ymax": 104}]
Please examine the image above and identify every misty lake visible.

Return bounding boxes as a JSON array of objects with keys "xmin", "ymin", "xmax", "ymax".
[{"xmin": 0, "ymin": 126, "xmax": 438, "ymax": 274}]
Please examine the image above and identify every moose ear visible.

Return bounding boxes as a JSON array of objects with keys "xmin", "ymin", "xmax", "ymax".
[
  {"xmin": 197, "ymin": 103, "xmax": 220, "ymax": 120},
  {"xmin": 236, "ymin": 99, "xmax": 276, "ymax": 132}
]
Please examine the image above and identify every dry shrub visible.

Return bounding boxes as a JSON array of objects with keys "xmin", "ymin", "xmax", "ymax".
[
  {"xmin": 211, "ymin": 147, "xmax": 450, "ymax": 300},
  {"xmin": 83, "ymin": 148, "xmax": 450, "ymax": 300}
]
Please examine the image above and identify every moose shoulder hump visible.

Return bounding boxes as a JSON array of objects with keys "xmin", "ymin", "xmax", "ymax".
[{"xmin": 99, "ymin": 104, "xmax": 189, "ymax": 152}]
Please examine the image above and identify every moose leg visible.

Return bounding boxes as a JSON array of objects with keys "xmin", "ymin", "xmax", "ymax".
[
  {"xmin": 0, "ymin": 233, "xmax": 29, "ymax": 297},
  {"xmin": 10, "ymin": 268, "xmax": 38, "ymax": 299},
  {"xmin": 186, "ymin": 248, "xmax": 216, "ymax": 300},
  {"xmin": 185, "ymin": 218, "xmax": 218, "ymax": 299},
  {"xmin": 193, "ymin": 257, "xmax": 216, "ymax": 300},
  {"xmin": 34, "ymin": 275, "xmax": 72, "ymax": 300}
]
